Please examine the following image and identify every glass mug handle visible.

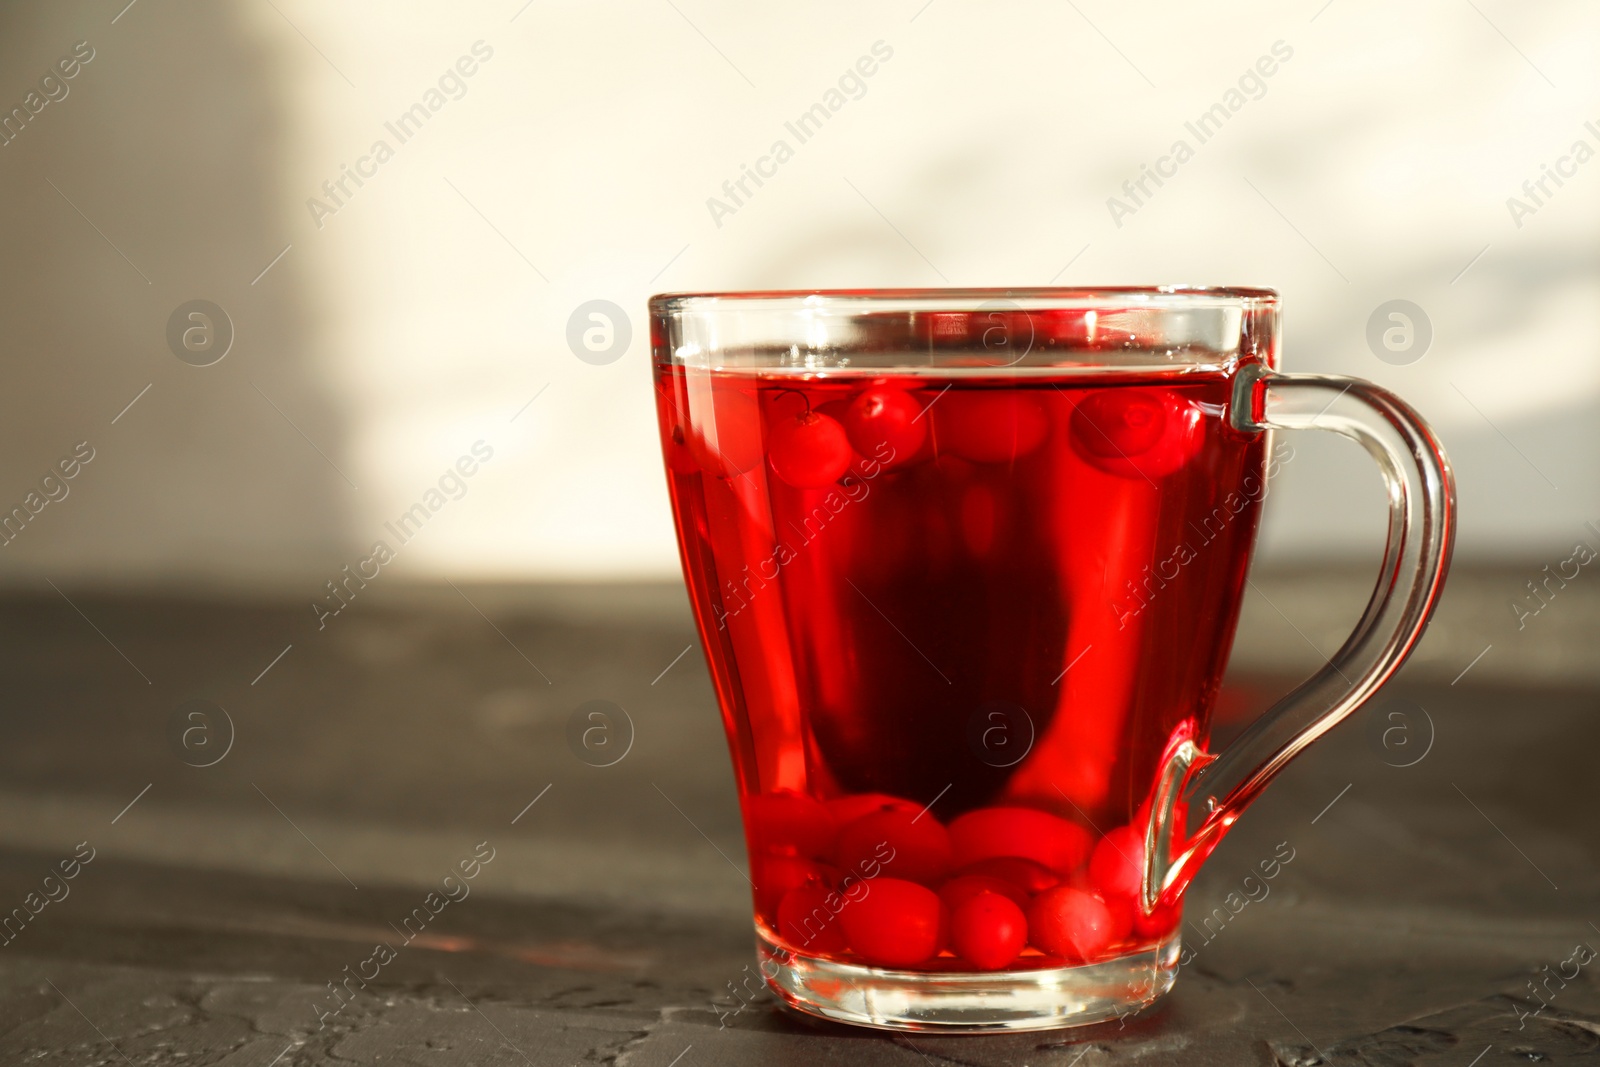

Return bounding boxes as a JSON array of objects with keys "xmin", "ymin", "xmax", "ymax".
[{"xmin": 1145, "ymin": 365, "xmax": 1456, "ymax": 910}]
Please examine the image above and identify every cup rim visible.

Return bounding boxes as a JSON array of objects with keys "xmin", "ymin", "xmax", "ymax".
[{"xmin": 649, "ymin": 285, "xmax": 1280, "ymax": 314}]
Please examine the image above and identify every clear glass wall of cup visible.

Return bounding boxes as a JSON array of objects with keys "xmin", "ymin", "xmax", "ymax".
[{"xmin": 649, "ymin": 288, "xmax": 1453, "ymax": 1032}]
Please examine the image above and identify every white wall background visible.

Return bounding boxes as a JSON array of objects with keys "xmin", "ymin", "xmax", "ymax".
[{"xmin": 0, "ymin": 0, "xmax": 1595, "ymax": 589}]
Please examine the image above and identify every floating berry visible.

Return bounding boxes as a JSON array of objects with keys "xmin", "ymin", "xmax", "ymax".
[
  {"xmin": 685, "ymin": 389, "xmax": 764, "ymax": 477},
  {"xmin": 839, "ymin": 878, "xmax": 943, "ymax": 967},
  {"xmin": 956, "ymin": 856, "xmax": 1061, "ymax": 895},
  {"xmin": 778, "ymin": 884, "xmax": 848, "ymax": 954},
  {"xmin": 1069, "ymin": 389, "xmax": 1202, "ymax": 479},
  {"xmin": 938, "ymin": 874, "xmax": 1030, "ymax": 914},
  {"xmin": 767, "ymin": 408, "xmax": 853, "ymax": 488},
  {"xmin": 747, "ymin": 791, "xmax": 839, "ymax": 860},
  {"xmin": 1088, "ymin": 825, "xmax": 1145, "ymax": 901},
  {"xmin": 844, "ymin": 387, "xmax": 926, "ymax": 466},
  {"xmin": 1073, "ymin": 392, "xmax": 1165, "ymax": 457},
  {"xmin": 1028, "ymin": 887, "xmax": 1119, "ymax": 962},
  {"xmin": 936, "ymin": 393, "xmax": 1051, "ymax": 464},
  {"xmin": 950, "ymin": 891, "xmax": 1028, "ymax": 971},
  {"xmin": 834, "ymin": 807, "xmax": 952, "ymax": 885},
  {"xmin": 825, "ymin": 793, "xmax": 923, "ymax": 826},
  {"xmin": 948, "ymin": 807, "xmax": 1092, "ymax": 875}
]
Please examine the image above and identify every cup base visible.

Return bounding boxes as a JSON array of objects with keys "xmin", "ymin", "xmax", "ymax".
[{"xmin": 757, "ymin": 929, "xmax": 1181, "ymax": 1033}]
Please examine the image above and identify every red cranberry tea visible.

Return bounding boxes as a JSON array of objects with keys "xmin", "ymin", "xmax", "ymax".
[{"xmin": 655, "ymin": 366, "xmax": 1272, "ymax": 973}]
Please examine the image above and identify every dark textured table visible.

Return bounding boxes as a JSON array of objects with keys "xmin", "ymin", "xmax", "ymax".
[{"xmin": 0, "ymin": 577, "xmax": 1596, "ymax": 1065}]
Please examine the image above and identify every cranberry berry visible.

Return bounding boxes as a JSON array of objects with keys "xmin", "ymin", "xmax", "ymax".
[
  {"xmin": 834, "ymin": 807, "xmax": 952, "ymax": 885},
  {"xmin": 1088, "ymin": 825, "xmax": 1145, "ymax": 900},
  {"xmin": 1028, "ymin": 886, "xmax": 1123, "ymax": 962},
  {"xmin": 839, "ymin": 877, "xmax": 943, "ymax": 967},
  {"xmin": 948, "ymin": 806, "xmax": 1092, "ymax": 875},
  {"xmin": 843, "ymin": 387, "xmax": 926, "ymax": 466},
  {"xmin": 950, "ymin": 891, "xmax": 1028, "ymax": 971},
  {"xmin": 938, "ymin": 873, "xmax": 1030, "ymax": 914},
  {"xmin": 956, "ymin": 856, "xmax": 1062, "ymax": 895},
  {"xmin": 1069, "ymin": 388, "xmax": 1202, "ymax": 479},
  {"xmin": 752, "ymin": 852, "xmax": 829, "ymax": 917},
  {"xmin": 767, "ymin": 408, "xmax": 854, "ymax": 488},
  {"xmin": 825, "ymin": 792, "xmax": 922, "ymax": 825},
  {"xmin": 778, "ymin": 884, "xmax": 848, "ymax": 954},
  {"xmin": 746, "ymin": 791, "xmax": 838, "ymax": 860}
]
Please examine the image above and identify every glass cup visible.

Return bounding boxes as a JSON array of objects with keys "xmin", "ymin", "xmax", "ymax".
[{"xmin": 649, "ymin": 288, "xmax": 1453, "ymax": 1032}]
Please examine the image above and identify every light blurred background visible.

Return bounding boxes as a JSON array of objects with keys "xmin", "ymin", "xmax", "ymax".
[
  {"xmin": 0, "ymin": 0, "xmax": 1594, "ymax": 588},
  {"xmin": 0, "ymin": 12, "xmax": 1597, "ymax": 1051}
]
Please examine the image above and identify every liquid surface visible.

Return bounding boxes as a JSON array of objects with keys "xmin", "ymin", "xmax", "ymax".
[{"xmin": 655, "ymin": 366, "xmax": 1271, "ymax": 971}]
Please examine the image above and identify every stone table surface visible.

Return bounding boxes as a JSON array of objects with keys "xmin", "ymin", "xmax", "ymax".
[{"xmin": 0, "ymin": 580, "xmax": 1596, "ymax": 1066}]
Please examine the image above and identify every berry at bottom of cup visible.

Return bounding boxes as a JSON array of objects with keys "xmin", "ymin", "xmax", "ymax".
[
  {"xmin": 838, "ymin": 878, "xmax": 943, "ymax": 967},
  {"xmin": 752, "ymin": 852, "xmax": 831, "ymax": 917},
  {"xmin": 1088, "ymin": 825, "xmax": 1145, "ymax": 899},
  {"xmin": 1133, "ymin": 900, "xmax": 1180, "ymax": 939},
  {"xmin": 825, "ymin": 792, "xmax": 922, "ymax": 825},
  {"xmin": 950, "ymin": 891, "xmax": 1028, "ymax": 971},
  {"xmin": 778, "ymin": 884, "xmax": 848, "ymax": 954},
  {"xmin": 1028, "ymin": 887, "xmax": 1120, "ymax": 962},
  {"xmin": 948, "ymin": 806, "xmax": 1092, "ymax": 874},
  {"xmin": 939, "ymin": 874, "xmax": 1030, "ymax": 913},
  {"xmin": 957, "ymin": 856, "xmax": 1062, "ymax": 894},
  {"xmin": 1097, "ymin": 892, "xmax": 1136, "ymax": 946},
  {"xmin": 834, "ymin": 807, "xmax": 952, "ymax": 885}
]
